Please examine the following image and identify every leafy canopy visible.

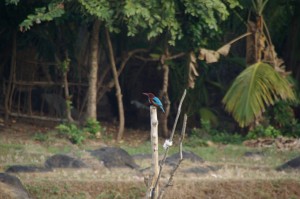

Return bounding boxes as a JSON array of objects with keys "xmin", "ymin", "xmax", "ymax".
[
  {"xmin": 78, "ymin": 0, "xmax": 240, "ymax": 46},
  {"xmin": 19, "ymin": 2, "xmax": 65, "ymax": 31},
  {"xmin": 13, "ymin": 0, "xmax": 240, "ymax": 46},
  {"xmin": 4, "ymin": 0, "xmax": 19, "ymax": 5}
]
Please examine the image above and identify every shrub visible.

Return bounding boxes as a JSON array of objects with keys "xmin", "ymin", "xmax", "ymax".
[
  {"xmin": 273, "ymin": 101, "xmax": 296, "ymax": 128},
  {"xmin": 33, "ymin": 132, "xmax": 49, "ymax": 142},
  {"xmin": 56, "ymin": 123, "xmax": 86, "ymax": 144},
  {"xmin": 187, "ymin": 120, "xmax": 244, "ymax": 145},
  {"xmin": 84, "ymin": 118, "xmax": 103, "ymax": 137},
  {"xmin": 210, "ymin": 132, "xmax": 244, "ymax": 144},
  {"xmin": 247, "ymin": 125, "xmax": 281, "ymax": 139}
]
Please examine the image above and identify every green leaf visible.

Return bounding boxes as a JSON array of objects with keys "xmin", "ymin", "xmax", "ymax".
[
  {"xmin": 19, "ymin": 2, "xmax": 65, "ymax": 31},
  {"xmin": 222, "ymin": 62, "xmax": 296, "ymax": 127},
  {"xmin": 199, "ymin": 107, "xmax": 219, "ymax": 127},
  {"xmin": 5, "ymin": 0, "xmax": 20, "ymax": 5}
]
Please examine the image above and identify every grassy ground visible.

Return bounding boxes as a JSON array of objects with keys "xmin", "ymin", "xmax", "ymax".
[{"xmin": 0, "ymin": 122, "xmax": 300, "ymax": 198}]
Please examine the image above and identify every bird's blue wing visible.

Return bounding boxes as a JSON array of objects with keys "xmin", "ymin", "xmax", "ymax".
[{"xmin": 153, "ymin": 97, "xmax": 163, "ymax": 106}]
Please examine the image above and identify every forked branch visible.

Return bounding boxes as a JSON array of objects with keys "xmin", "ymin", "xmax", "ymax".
[
  {"xmin": 158, "ymin": 114, "xmax": 187, "ymax": 199},
  {"xmin": 152, "ymin": 89, "xmax": 187, "ymax": 197}
]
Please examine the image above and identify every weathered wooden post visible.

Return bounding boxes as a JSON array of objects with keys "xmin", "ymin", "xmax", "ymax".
[
  {"xmin": 147, "ymin": 105, "xmax": 159, "ymax": 199},
  {"xmin": 146, "ymin": 89, "xmax": 187, "ymax": 199}
]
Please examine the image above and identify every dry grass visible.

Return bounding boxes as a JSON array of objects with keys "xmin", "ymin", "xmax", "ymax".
[
  {"xmin": 22, "ymin": 177, "xmax": 300, "ymax": 199},
  {"xmin": 1, "ymin": 122, "xmax": 300, "ymax": 198}
]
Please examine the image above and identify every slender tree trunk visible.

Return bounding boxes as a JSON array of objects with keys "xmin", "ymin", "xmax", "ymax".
[
  {"xmin": 4, "ymin": 31, "xmax": 17, "ymax": 124},
  {"xmin": 255, "ymin": 15, "xmax": 263, "ymax": 62},
  {"xmin": 159, "ymin": 47, "xmax": 171, "ymax": 138},
  {"xmin": 247, "ymin": 15, "xmax": 264, "ymax": 128},
  {"xmin": 63, "ymin": 61, "xmax": 74, "ymax": 122},
  {"xmin": 63, "ymin": 74, "xmax": 73, "ymax": 122},
  {"xmin": 105, "ymin": 28, "xmax": 125, "ymax": 141},
  {"xmin": 55, "ymin": 53, "xmax": 74, "ymax": 122},
  {"xmin": 86, "ymin": 20, "xmax": 101, "ymax": 120},
  {"xmin": 246, "ymin": 21, "xmax": 256, "ymax": 65},
  {"xmin": 97, "ymin": 48, "xmax": 148, "ymax": 102}
]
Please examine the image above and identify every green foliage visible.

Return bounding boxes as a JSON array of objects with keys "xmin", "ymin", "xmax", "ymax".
[
  {"xmin": 124, "ymin": 0, "xmax": 182, "ymax": 45},
  {"xmin": 65, "ymin": 99, "xmax": 72, "ymax": 112},
  {"xmin": 78, "ymin": 0, "xmax": 113, "ymax": 21},
  {"xmin": 80, "ymin": 0, "xmax": 240, "ymax": 46},
  {"xmin": 124, "ymin": 1, "xmax": 155, "ymax": 36},
  {"xmin": 210, "ymin": 132, "xmax": 244, "ymax": 144},
  {"xmin": 202, "ymin": 119, "xmax": 244, "ymax": 144},
  {"xmin": 56, "ymin": 119, "xmax": 104, "ymax": 144},
  {"xmin": 273, "ymin": 100, "xmax": 296, "ymax": 128},
  {"xmin": 60, "ymin": 58, "xmax": 71, "ymax": 73},
  {"xmin": 187, "ymin": 119, "xmax": 244, "ymax": 146},
  {"xmin": 186, "ymin": 128, "xmax": 209, "ymax": 147},
  {"xmin": 276, "ymin": 119, "xmax": 300, "ymax": 138},
  {"xmin": 188, "ymin": 128, "xmax": 244, "ymax": 146},
  {"xmin": 84, "ymin": 118, "xmax": 103, "ymax": 136},
  {"xmin": 33, "ymin": 132, "xmax": 49, "ymax": 142},
  {"xmin": 247, "ymin": 125, "xmax": 281, "ymax": 139},
  {"xmin": 223, "ymin": 62, "xmax": 296, "ymax": 127},
  {"xmin": 259, "ymin": 100, "xmax": 300, "ymax": 137},
  {"xmin": 181, "ymin": 0, "xmax": 241, "ymax": 46},
  {"xmin": 183, "ymin": 0, "xmax": 228, "ymax": 26},
  {"xmin": 199, "ymin": 108, "xmax": 219, "ymax": 127},
  {"xmin": 56, "ymin": 123, "xmax": 86, "ymax": 144},
  {"xmin": 19, "ymin": 2, "xmax": 65, "ymax": 31},
  {"xmin": 201, "ymin": 118, "xmax": 211, "ymax": 133},
  {"xmin": 252, "ymin": 0, "xmax": 269, "ymax": 15},
  {"xmin": 287, "ymin": 121, "xmax": 300, "ymax": 137},
  {"xmin": 5, "ymin": 0, "xmax": 19, "ymax": 5}
]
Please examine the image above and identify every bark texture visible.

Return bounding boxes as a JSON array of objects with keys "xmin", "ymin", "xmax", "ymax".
[
  {"xmin": 105, "ymin": 28, "xmax": 125, "ymax": 141},
  {"xmin": 86, "ymin": 20, "xmax": 101, "ymax": 120}
]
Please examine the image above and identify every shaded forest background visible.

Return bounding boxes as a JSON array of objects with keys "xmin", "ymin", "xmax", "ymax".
[{"xmin": 0, "ymin": 0, "xmax": 300, "ymax": 140}]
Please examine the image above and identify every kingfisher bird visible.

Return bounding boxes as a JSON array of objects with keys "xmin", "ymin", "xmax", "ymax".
[{"xmin": 143, "ymin": 93, "xmax": 165, "ymax": 113}]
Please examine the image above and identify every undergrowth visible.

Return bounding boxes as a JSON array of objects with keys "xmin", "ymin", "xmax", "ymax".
[
  {"xmin": 56, "ymin": 119, "xmax": 104, "ymax": 144},
  {"xmin": 186, "ymin": 119, "xmax": 245, "ymax": 147}
]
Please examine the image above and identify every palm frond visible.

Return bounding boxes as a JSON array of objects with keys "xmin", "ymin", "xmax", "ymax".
[{"xmin": 222, "ymin": 62, "xmax": 296, "ymax": 127}]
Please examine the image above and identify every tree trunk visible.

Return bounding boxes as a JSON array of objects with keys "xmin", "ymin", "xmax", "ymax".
[
  {"xmin": 159, "ymin": 47, "xmax": 171, "ymax": 138},
  {"xmin": 86, "ymin": 20, "xmax": 101, "ymax": 120},
  {"xmin": 63, "ymin": 67, "xmax": 74, "ymax": 122},
  {"xmin": 246, "ymin": 21, "xmax": 256, "ymax": 65},
  {"xmin": 97, "ymin": 48, "xmax": 148, "ymax": 102},
  {"xmin": 105, "ymin": 28, "xmax": 125, "ymax": 141},
  {"xmin": 4, "ymin": 31, "xmax": 17, "ymax": 124}
]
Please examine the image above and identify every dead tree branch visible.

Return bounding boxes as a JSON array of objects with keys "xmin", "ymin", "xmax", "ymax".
[
  {"xmin": 152, "ymin": 89, "xmax": 187, "ymax": 195},
  {"xmin": 158, "ymin": 114, "xmax": 187, "ymax": 199}
]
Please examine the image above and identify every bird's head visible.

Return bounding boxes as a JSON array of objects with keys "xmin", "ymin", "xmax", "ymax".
[{"xmin": 143, "ymin": 93, "xmax": 155, "ymax": 98}]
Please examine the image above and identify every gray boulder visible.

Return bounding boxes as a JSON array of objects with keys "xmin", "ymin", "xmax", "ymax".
[
  {"xmin": 166, "ymin": 151, "xmax": 204, "ymax": 166},
  {"xmin": 89, "ymin": 147, "xmax": 139, "ymax": 169},
  {"xmin": 276, "ymin": 155, "xmax": 300, "ymax": 171},
  {"xmin": 6, "ymin": 165, "xmax": 52, "ymax": 173},
  {"xmin": 0, "ymin": 173, "xmax": 31, "ymax": 199},
  {"xmin": 184, "ymin": 165, "xmax": 221, "ymax": 175},
  {"xmin": 244, "ymin": 151, "xmax": 265, "ymax": 157},
  {"xmin": 45, "ymin": 154, "xmax": 88, "ymax": 169}
]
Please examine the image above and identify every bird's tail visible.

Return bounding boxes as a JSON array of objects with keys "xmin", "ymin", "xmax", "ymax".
[{"xmin": 160, "ymin": 106, "xmax": 165, "ymax": 113}]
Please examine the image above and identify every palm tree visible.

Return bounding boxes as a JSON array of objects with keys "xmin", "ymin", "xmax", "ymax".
[
  {"xmin": 222, "ymin": 0, "xmax": 296, "ymax": 127},
  {"xmin": 223, "ymin": 62, "xmax": 295, "ymax": 127}
]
